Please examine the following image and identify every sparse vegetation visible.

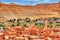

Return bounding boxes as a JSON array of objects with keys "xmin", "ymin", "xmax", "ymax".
[{"xmin": 0, "ymin": 17, "xmax": 60, "ymax": 29}]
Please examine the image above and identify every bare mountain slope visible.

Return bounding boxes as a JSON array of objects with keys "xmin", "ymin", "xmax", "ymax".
[{"xmin": 0, "ymin": 2, "xmax": 60, "ymax": 20}]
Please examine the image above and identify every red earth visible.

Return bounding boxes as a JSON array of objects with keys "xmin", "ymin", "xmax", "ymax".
[{"xmin": 0, "ymin": 26, "xmax": 60, "ymax": 40}]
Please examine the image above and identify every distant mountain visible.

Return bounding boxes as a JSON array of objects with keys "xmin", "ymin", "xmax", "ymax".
[
  {"xmin": 0, "ymin": 2, "xmax": 60, "ymax": 20},
  {"xmin": 35, "ymin": 2, "xmax": 60, "ymax": 12}
]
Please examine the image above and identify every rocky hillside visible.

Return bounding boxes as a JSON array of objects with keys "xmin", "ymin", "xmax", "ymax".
[
  {"xmin": 35, "ymin": 2, "xmax": 60, "ymax": 12},
  {"xmin": 0, "ymin": 2, "xmax": 60, "ymax": 20}
]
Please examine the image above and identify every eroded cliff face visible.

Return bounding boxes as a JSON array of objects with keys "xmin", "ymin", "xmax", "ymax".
[{"xmin": 0, "ymin": 2, "xmax": 60, "ymax": 20}]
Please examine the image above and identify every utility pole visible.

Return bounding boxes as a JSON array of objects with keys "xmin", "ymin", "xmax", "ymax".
[{"xmin": 45, "ymin": 18, "xmax": 48, "ymax": 27}]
